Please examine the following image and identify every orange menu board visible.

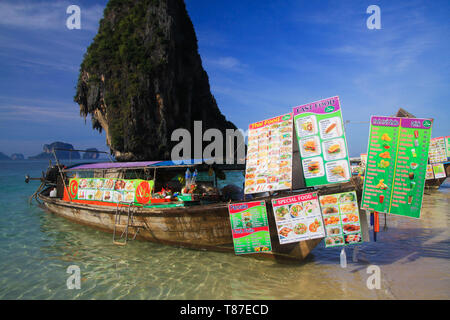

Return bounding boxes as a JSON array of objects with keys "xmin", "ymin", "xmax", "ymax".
[{"xmin": 244, "ymin": 113, "xmax": 293, "ymax": 194}]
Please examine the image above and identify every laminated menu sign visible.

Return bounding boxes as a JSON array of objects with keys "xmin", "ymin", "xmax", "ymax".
[
  {"xmin": 69, "ymin": 178, "xmax": 154, "ymax": 205},
  {"xmin": 319, "ymin": 191, "xmax": 363, "ymax": 247},
  {"xmin": 446, "ymin": 136, "xmax": 450, "ymax": 158},
  {"xmin": 361, "ymin": 116, "xmax": 433, "ymax": 219},
  {"xmin": 271, "ymin": 192, "xmax": 325, "ymax": 245},
  {"xmin": 244, "ymin": 113, "xmax": 293, "ymax": 194},
  {"xmin": 432, "ymin": 163, "xmax": 446, "ymax": 179},
  {"xmin": 293, "ymin": 96, "xmax": 351, "ymax": 187},
  {"xmin": 429, "ymin": 137, "xmax": 447, "ymax": 164},
  {"xmin": 360, "ymin": 154, "xmax": 368, "ymax": 168},
  {"xmin": 425, "ymin": 165, "xmax": 435, "ymax": 180},
  {"xmin": 228, "ymin": 201, "xmax": 272, "ymax": 254}
]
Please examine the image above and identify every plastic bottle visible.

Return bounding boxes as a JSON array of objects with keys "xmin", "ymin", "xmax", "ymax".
[
  {"xmin": 50, "ymin": 188, "xmax": 57, "ymax": 198},
  {"xmin": 340, "ymin": 247, "xmax": 347, "ymax": 268},
  {"xmin": 185, "ymin": 168, "xmax": 191, "ymax": 189},
  {"xmin": 192, "ymin": 169, "xmax": 198, "ymax": 185}
]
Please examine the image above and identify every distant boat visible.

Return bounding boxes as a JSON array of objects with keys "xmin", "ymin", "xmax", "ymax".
[{"xmin": 394, "ymin": 108, "xmax": 448, "ymax": 189}]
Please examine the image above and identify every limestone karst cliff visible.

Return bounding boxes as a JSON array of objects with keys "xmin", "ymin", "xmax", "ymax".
[{"xmin": 74, "ymin": 0, "xmax": 237, "ymax": 161}]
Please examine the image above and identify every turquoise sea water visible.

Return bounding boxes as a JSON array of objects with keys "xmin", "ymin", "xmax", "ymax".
[{"xmin": 0, "ymin": 160, "xmax": 448, "ymax": 299}]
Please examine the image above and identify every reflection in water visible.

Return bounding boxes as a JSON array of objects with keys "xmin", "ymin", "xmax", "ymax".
[{"xmin": 0, "ymin": 162, "xmax": 448, "ymax": 299}]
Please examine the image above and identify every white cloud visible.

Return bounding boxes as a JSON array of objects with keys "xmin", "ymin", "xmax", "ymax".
[
  {"xmin": 0, "ymin": 104, "xmax": 80, "ymax": 122},
  {"xmin": 0, "ymin": 1, "xmax": 104, "ymax": 32},
  {"xmin": 203, "ymin": 56, "xmax": 247, "ymax": 72}
]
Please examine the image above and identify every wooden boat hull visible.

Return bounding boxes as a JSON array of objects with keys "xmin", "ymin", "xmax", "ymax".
[{"xmin": 38, "ymin": 193, "xmax": 321, "ymax": 261}]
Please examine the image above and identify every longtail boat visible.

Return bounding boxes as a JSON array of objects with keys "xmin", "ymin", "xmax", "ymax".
[{"xmin": 27, "ymin": 151, "xmax": 363, "ymax": 261}]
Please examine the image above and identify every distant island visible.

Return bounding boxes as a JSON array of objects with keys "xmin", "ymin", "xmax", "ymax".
[
  {"xmin": 11, "ymin": 153, "xmax": 24, "ymax": 160},
  {"xmin": 29, "ymin": 142, "xmax": 80, "ymax": 160},
  {"xmin": 27, "ymin": 142, "xmax": 102, "ymax": 160},
  {"xmin": 0, "ymin": 152, "xmax": 10, "ymax": 160},
  {"xmin": 83, "ymin": 148, "xmax": 101, "ymax": 159},
  {"xmin": 1, "ymin": 142, "xmax": 102, "ymax": 160}
]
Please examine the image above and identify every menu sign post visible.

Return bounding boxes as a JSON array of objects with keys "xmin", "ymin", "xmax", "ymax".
[
  {"xmin": 361, "ymin": 116, "xmax": 432, "ymax": 219},
  {"xmin": 228, "ymin": 201, "xmax": 272, "ymax": 254},
  {"xmin": 429, "ymin": 137, "xmax": 447, "ymax": 164},
  {"xmin": 244, "ymin": 114, "xmax": 294, "ymax": 194},
  {"xmin": 271, "ymin": 192, "xmax": 325, "ymax": 244},
  {"xmin": 319, "ymin": 191, "xmax": 363, "ymax": 247},
  {"xmin": 293, "ymin": 96, "xmax": 351, "ymax": 187},
  {"xmin": 432, "ymin": 163, "xmax": 446, "ymax": 179}
]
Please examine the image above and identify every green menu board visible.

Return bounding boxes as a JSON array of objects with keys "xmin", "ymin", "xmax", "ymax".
[
  {"xmin": 432, "ymin": 163, "xmax": 446, "ymax": 179},
  {"xmin": 446, "ymin": 136, "xmax": 450, "ymax": 158},
  {"xmin": 228, "ymin": 201, "xmax": 272, "ymax": 254},
  {"xmin": 293, "ymin": 96, "xmax": 351, "ymax": 187},
  {"xmin": 361, "ymin": 116, "xmax": 432, "ymax": 218}
]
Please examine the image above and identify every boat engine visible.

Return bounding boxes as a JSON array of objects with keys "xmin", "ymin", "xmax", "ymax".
[
  {"xmin": 25, "ymin": 163, "xmax": 66, "ymax": 204},
  {"xmin": 25, "ymin": 164, "xmax": 65, "ymax": 184},
  {"xmin": 44, "ymin": 164, "xmax": 65, "ymax": 185}
]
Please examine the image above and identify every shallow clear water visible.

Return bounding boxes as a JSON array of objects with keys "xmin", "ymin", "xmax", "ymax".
[{"xmin": 0, "ymin": 160, "xmax": 448, "ymax": 299}]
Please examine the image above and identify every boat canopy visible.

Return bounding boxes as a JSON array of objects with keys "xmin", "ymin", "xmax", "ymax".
[
  {"xmin": 63, "ymin": 159, "xmax": 245, "ymax": 172},
  {"xmin": 64, "ymin": 159, "xmax": 204, "ymax": 171}
]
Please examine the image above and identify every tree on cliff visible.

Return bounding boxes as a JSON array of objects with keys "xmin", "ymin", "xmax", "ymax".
[{"xmin": 74, "ymin": 0, "xmax": 237, "ymax": 161}]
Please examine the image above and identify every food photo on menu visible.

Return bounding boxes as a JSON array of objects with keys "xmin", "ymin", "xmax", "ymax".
[{"xmin": 319, "ymin": 191, "xmax": 363, "ymax": 247}]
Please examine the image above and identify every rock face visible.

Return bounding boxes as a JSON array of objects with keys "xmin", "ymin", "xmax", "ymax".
[
  {"xmin": 29, "ymin": 142, "xmax": 80, "ymax": 160},
  {"xmin": 0, "ymin": 152, "xmax": 11, "ymax": 160},
  {"xmin": 83, "ymin": 148, "xmax": 101, "ymax": 159},
  {"xmin": 74, "ymin": 0, "xmax": 236, "ymax": 161},
  {"xmin": 10, "ymin": 153, "xmax": 25, "ymax": 160}
]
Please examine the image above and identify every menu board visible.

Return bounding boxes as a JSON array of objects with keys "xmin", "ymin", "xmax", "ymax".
[
  {"xmin": 432, "ymin": 163, "xmax": 446, "ymax": 179},
  {"xmin": 319, "ymin": 191, "xmax": 363, "ymax": 247},
  {"xmin": 271, "ymin": 192, "xmax": 325, "ymax": 244},
  {"xmin": 361, "ymin": 116, "xmax": 433, "ymax": 219},
  {"xmin": 244, "ymin": 113, "xmax": 293, "ymax": 194},
  {"xmin": 446, "ymin": 136, "xmax": 450, "ymax": 158},
  {"xmin": 360, "ymin": 154, "xmax": 368, "ymax": 168},
  {"xmin": 429, "ymin": 137, "xmax": 447, "ymax": 164},
  {"xmin": 68, "ymin": 178, "xmax": 154, "ymax": 205},
  {"xmin": 293, "ymin": 96, "xmax": 351, "ymax": 187},
  {"xmin": 228, "ymin": 201, "xmax": 272, "ymax": 254},
  {"xmin": 425, "ymin": 165, "xmax": 435, "ymax": 180}
]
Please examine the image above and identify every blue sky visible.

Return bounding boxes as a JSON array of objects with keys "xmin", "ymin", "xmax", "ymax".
[{"xmin": 0, "ymin": 0, "xmax": 449, "ymax": 158}]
